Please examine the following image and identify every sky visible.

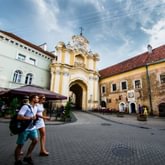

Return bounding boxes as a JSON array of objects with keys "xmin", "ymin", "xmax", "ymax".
[{"xmin": 0, "ymin": 0, "xmax": 165, "ymax": 70}]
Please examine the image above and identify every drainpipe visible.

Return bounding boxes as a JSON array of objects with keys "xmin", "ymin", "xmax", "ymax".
[{"xmin": 145, "ymin": 64, "xmax": 153, "ymax": 115}]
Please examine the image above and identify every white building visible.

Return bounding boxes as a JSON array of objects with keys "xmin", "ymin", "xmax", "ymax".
[{"xmin": 0, "ymin": 30, "xmax": 55, "ymax": 89}]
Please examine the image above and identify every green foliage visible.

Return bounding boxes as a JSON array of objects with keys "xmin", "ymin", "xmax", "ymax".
[
  {"xmin": 9, "ymin": 97, "xmax": 20, "ymax": 116},
  {"xmin": 64, "ymin": 101, "xmax": 71, "ymax": 118},
  {"xmin": 10, "ymin": 97, "xmax": 19, "ymax": 108}
]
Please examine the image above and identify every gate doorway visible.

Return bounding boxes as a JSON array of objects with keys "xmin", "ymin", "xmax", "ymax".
[{"xmin": 69, "ymin": 80, "xmax": 87, "ymax": 110}]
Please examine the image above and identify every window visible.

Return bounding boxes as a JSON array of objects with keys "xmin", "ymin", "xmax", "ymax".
[
  {"xmin": 29, "ymin": 58, "xmax": 36, "ymax": 65},
  {"xmin": 160, "ymin": 74, "xmax": 165, "ymax": 84},
  {"xmin": 0, "ymin": 35, "xmax": 4, "ymax": 39},
  {"xmin": 101, "ymin": 85, "xmax": 106, "ymax": 94},
  {"xmin": 121, "ymin": 81, "xmax": 127, "ymax": 90},
  {"xmin": 111, "ymin": 83, "xmax": 117, "ymax": 92},
  {"xmin": 13, "ymin": 70, "xmax": 22, "ymax": 83},
  {"xmin": 17, "ymin": 53, "xmax": 26, "ymax": 61},
  {"xmin": 134, "ymin": 80, "xmax": 141, "ymax": 89},
  {"xmin": 25, "ymin": 73, "xmax": 33, "ymax": 85}
]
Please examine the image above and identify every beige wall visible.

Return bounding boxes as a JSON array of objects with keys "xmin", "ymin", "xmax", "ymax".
[{"xmin": 99, "ymin": 62, "xmax": 165, "ymax": 115}]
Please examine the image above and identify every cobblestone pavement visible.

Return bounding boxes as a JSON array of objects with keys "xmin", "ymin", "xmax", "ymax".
[{"xmin": 0, "ymin": 111, "xmax": 165, "ymax": 165}]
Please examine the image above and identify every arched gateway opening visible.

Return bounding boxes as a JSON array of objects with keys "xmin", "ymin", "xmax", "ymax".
[
  {"xmin": 69, "ymin": 80, "xmax": 87, "ymax": 110},
  {"xmin": 159, "ymin": 103, "xmax": 165, "ymax": 117}
]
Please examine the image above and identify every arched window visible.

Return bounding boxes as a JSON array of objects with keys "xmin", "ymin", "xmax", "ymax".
[
  {"xmin": 25, "ymin": 73, "xmax": 33, "ymax": 85},
  {"xmin": 13, "ymin": 70, "xmax": 22, "ymax": 83}
]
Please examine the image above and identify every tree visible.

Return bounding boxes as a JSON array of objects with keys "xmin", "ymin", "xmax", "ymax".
[{"xmin": 64, "ymin": 101, "xmax": 71, "ymax": 118}]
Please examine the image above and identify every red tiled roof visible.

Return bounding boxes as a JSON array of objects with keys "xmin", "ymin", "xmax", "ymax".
[
  {"xmin": 99, "ymin": 45, "xmax": 165, "ymax": 79},
  {"xmin": 0, "ymin": 30, "xmax": 55, "ymax": 58}
]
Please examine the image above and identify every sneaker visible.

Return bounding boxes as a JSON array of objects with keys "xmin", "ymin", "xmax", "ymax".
[
  {"xmin": 23, "ymin": 157, "xmax": 34, "ymax": 165},
  {"xmin": 14, "ymin": 160, "xmax": 23, "ymax": 165}
]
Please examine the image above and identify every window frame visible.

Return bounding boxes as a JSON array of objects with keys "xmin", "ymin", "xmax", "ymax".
[
  {"xmin": 13, "ymin": 70, "xmax": 22, "ymax": 83},
  {"xmin": 111, "ymin": 83, "xmax": 117, "ymax": 92},
  {"xmin": 134, "ymin": 79, "xmax": 142, "ymax": 89},
  {"xmin": 160, "ymin": 73, "xmax": 165, "ymax": 84},
  {"xmin": 101, "ymin": 85, "xmax": 106, "ymax": 95},
  {"xmin": 29, "ymin": 57, "xmax": 36, "ymax": 65},
  {"xmin": 17, "ymin": 53, "xmax": 26, "ymax": 62},
  {"xmin": 120, "ymin": 80, "xmax": 128, "ymax": 91},
  {"xmin": 25, "ymin": 73, "xmax": 33, "ymax": 85}
]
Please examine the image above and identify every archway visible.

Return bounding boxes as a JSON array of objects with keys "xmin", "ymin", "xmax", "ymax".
[
  {"xmin": 101, "ymin": 100, "xmax": 106, "ymax": 108},
  {"xmin": 159, "ymin": 103, "xmax": 165, "ymax": 117},
  {"xmin": 69, "ymin": 80, "xmax": 87, "ymax": 110},
  {"xmin": 130, "ymin": 103, "xmax": 136, "ymax": 113},
  {"xmin": 119, "ymin": 102, "xmax": 126, "ymax": 112}
]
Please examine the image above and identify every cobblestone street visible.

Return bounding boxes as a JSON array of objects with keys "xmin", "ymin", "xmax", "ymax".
[{"xmin": 0, "ymin": 111, "xmax": 165, "ymax": 165}]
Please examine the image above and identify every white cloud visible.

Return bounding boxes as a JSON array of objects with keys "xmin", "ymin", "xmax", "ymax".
[
  {"xmin": 30, "ymin": 0, "xmax": 60, "ymax": 32},
  {"xmin": 28, "ymin": 0, "xmax": 75, "ymax": 50},
  {"xmin": 83, "ymin": 0, "xmax": 106, "ymax": 12},
  {"xmin": 141, "ymin": 19, "xmax": 165, "ymax": 48}
]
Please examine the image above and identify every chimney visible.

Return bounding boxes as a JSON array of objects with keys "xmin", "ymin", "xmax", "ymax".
[
  {"xmin": 147, "ymin": 44, "xmax": 152, "ymax": 54},
  {"xmin": 39, "ymin": 43, "xmax": 47, "ymax": 51}
]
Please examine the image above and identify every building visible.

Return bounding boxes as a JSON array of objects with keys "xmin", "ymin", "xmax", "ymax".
[
  {"xmin": 50, "ymin": 33, "xmax": 100, "ymax": 110},
  {"xmin": 0, "ymin": 30, "xmax": 55, "ymax": 89},
  {"xmin": 99, "ymin": 45, "xmax": 165, "ymax": 116},
  {"xmin": 0, "ymin": 30, "xmax": 165, "ymax": 116}
]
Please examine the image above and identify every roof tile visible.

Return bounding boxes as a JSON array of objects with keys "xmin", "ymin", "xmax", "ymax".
[{"xmin": 99, "ymin": 45, "xmax": 165, "ymax": 78}]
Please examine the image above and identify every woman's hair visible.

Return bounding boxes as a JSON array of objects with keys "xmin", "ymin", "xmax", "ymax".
[
  {"xmin": 29, "ymin": 94, "xmax": 38, "ymax": 101},
  {"xmin": 39, "ymin": 95, "xmax": 46, "ymax": 100}
]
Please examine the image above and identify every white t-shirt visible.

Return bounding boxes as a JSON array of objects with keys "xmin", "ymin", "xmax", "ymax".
[{"xmin": 18, "ymin": 104, "xmax": 38, "ymax": 130}]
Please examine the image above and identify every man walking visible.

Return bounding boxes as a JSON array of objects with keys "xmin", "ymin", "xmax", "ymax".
[{"xmin": 14, "ymin": 94, "xmax": 39, "ymax": 165}]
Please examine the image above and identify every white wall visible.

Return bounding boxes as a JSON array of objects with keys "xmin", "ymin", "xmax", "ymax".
[{"xmin": 0, "ymin": 32, "xmax": 53, "ymax": 89}]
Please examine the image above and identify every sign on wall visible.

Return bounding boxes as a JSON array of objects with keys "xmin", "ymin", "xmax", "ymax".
[{"xmin": 127, "ymin": 90, "xmax": 135, "ymax": 102}]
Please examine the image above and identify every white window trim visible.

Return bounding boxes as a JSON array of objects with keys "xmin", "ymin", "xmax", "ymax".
[
  {"xmin": 29, "ymin": 57, "xmax": 36, "ymax": 65},
  {"xmin": 25, "ymin": 73, "xmax": 33, "ymax": 85},
  {"xmin": 13, "ymin": 70, "xmax": 23, "ymax": 83},
  {"xmin": 120, "ymin": 80, "xmax": 128, "ymax": 91},
  {"xmin": 101, "ymin": 85, "xmax": 106, "ymax": 95},
  {"xmin": 160, "ymin": 73, "xmax": 165, "ymax": 84},
  {"xmin": 111, "ymin": 83, "xmax": 117, "ymax": 92},
  {"xmin": 133, "ymin": 79, "xmax": 142, "ymax": 89},
  {"xmin": 16, "ymin": 53, "xmax": 26, "ymax": 62}
]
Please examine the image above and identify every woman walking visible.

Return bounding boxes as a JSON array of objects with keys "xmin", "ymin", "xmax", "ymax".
[{"xmin": 35, "ymin": 95, "xmax": 50, "ymax": 156}]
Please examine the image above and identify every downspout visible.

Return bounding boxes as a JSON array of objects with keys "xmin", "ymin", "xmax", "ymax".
[{"xmin": 145, "ymin": 64, "xmax": 153, "ymax": 115}]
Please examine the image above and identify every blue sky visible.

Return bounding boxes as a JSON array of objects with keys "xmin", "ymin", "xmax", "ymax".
[{"xmin": 0, "ymin": 0, "xmax": 165, "ymax": 69}]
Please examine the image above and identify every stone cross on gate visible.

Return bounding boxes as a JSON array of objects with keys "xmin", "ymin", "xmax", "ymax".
[{"xmin": 80, "ymin": 27, "xmax": 84, "ymax": 36}]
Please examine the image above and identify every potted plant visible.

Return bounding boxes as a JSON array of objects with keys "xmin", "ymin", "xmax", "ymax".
[
  {"xmin": 137, "ymin": 114, "xmax": 147, "ymax": 121},
  {"xmin": 64, "ymin": 101, "xmax": 72, "ymax": 122},
  {"xmin": 117, "ymin": 111, "xmax": 124, "ymax": 117}
]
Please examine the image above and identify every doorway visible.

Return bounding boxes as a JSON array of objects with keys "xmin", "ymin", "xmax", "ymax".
[{"xmin": 69, "ymin": 80, "xmax": 87, "ymax": 110}]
